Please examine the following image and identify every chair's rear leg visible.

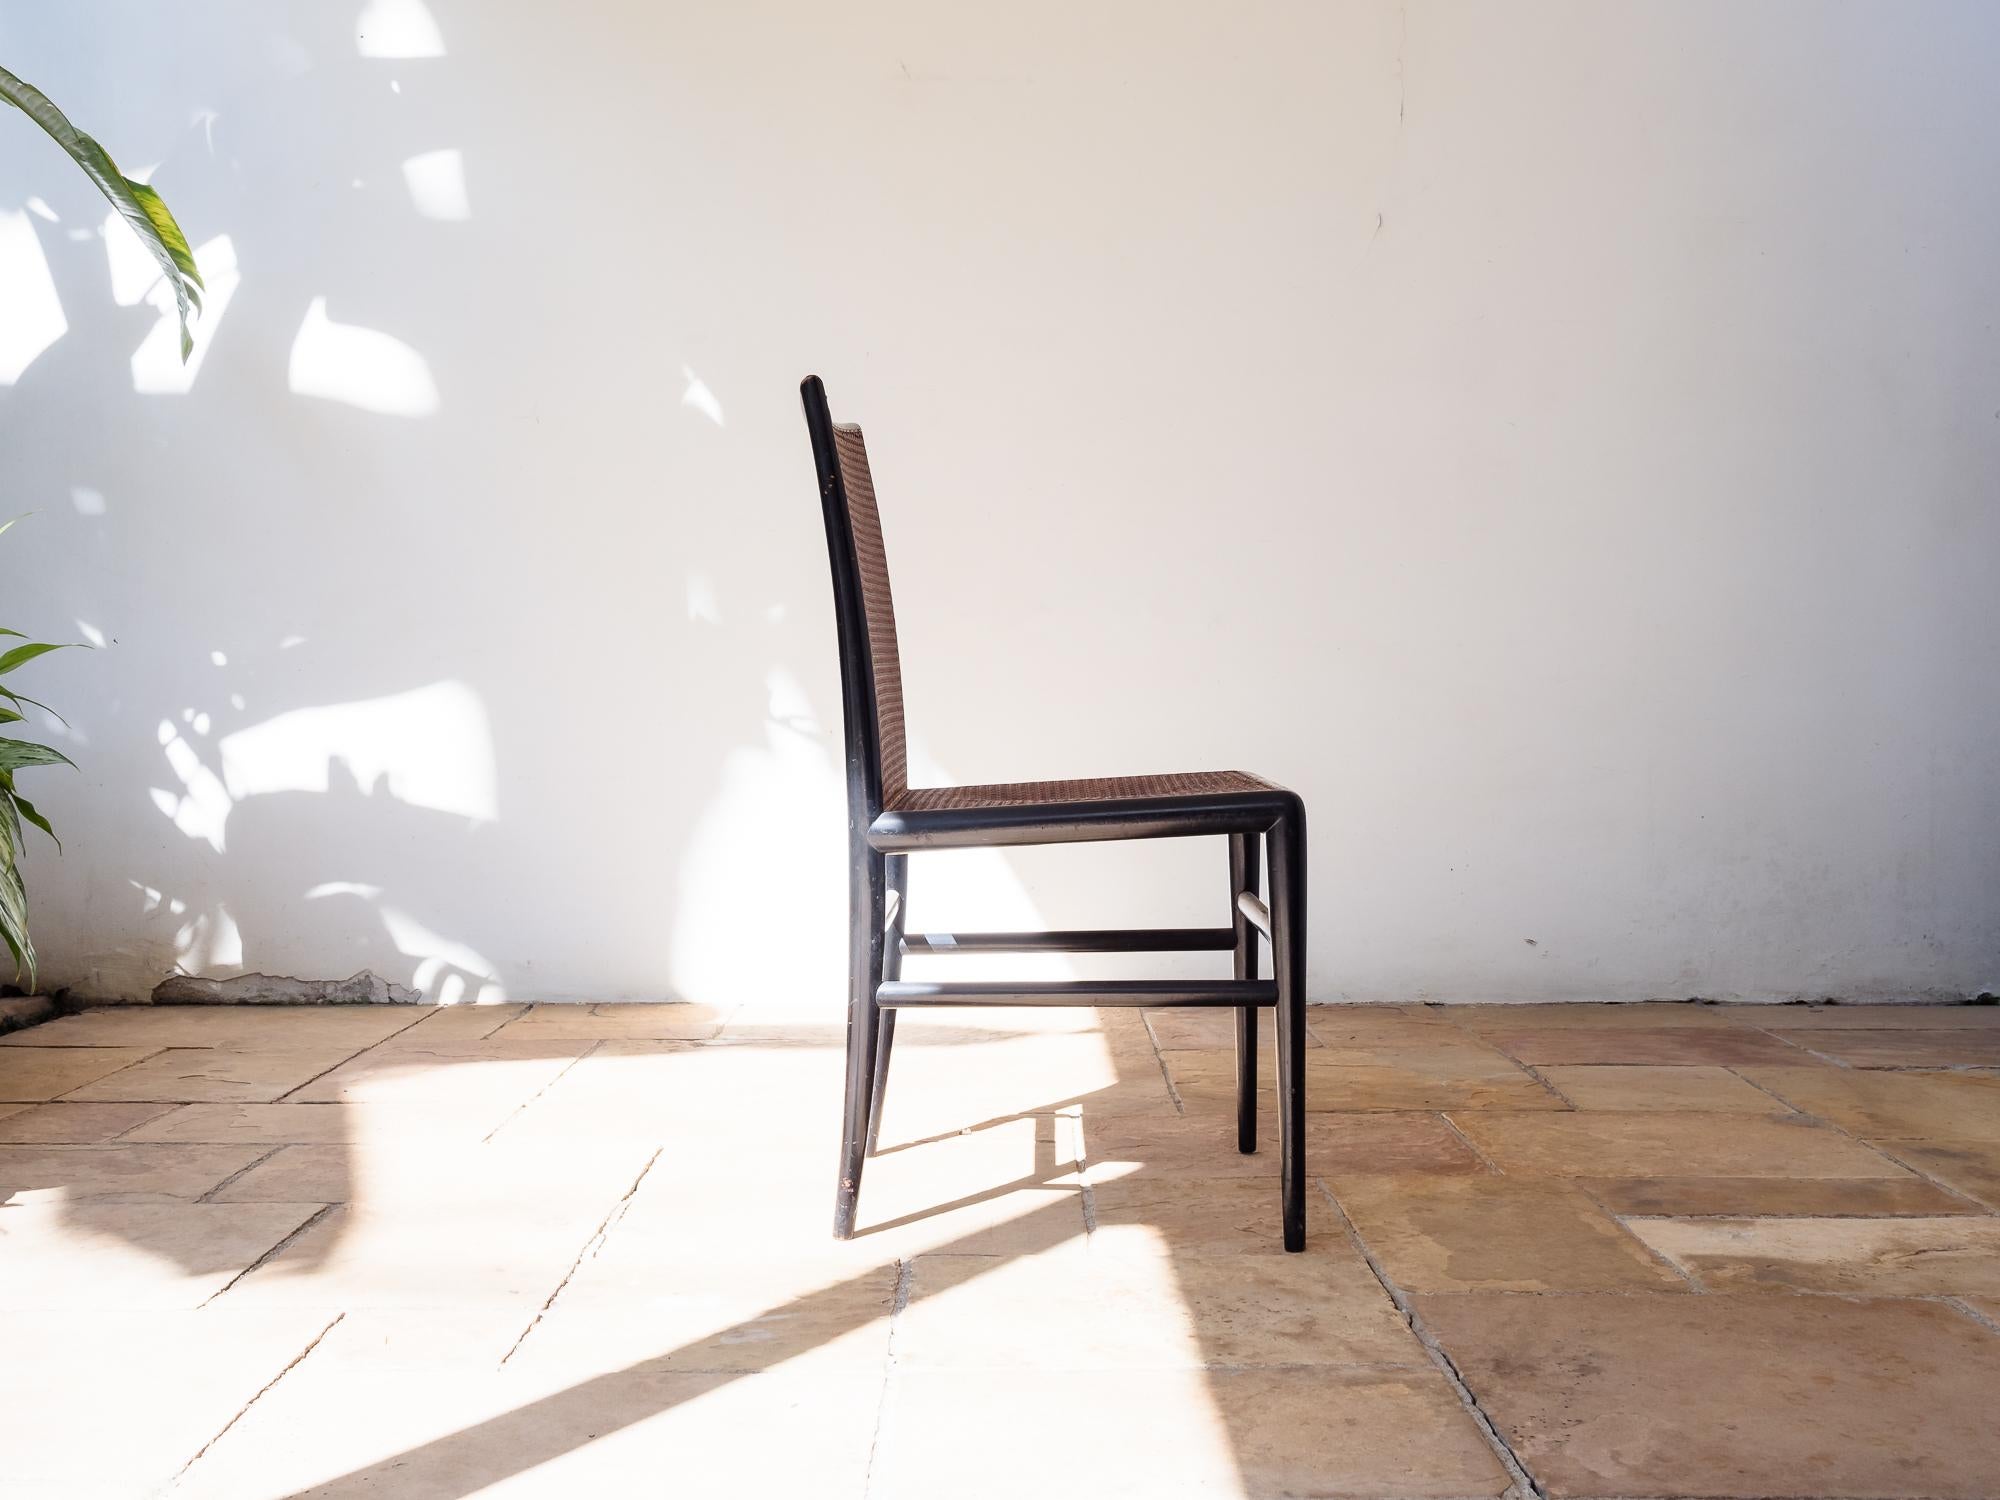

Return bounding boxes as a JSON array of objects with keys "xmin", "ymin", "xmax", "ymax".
[
  {"xmin": 835, "ymin": 848, "xmax": 888, "ymax": 1239},
  {"xmin": 865, "ymin": 855, "xmax": 908, "ymax": 1156},
  {"xmin": 1229, "ymin": 833, "xmax": 1260, "ymax": 1155},
  {"xmin": 1267, "ymin": 802, "xmax": 1308, "ymax": 1252}
]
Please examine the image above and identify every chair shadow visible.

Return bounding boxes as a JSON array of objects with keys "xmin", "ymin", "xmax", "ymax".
[{"xmin": 190, "ymin": 1012, "xmax": 1304, "ymax": 1499}]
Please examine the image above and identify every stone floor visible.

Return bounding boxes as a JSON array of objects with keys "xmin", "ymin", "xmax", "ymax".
[{"xmin": 4, "ymin": 999, "xmax": 2000, "ymax": 1498}]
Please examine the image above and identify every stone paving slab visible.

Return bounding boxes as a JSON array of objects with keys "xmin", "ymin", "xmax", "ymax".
[
  {"xmin": 491, "ymin": 1001, "xmax": 728, "ymax": 1040},
  {"xmin": 1727, "ymin": 1004, "xmax": 2000, "ymax": 1029},
  {"xmin": 1414, "ymin": 1292, "xmax": 2000, "ymax": 1498},
  {"xmin": 60, "ymin": 1044, "xmax": 362, "ymax": 1103},
  {"xmin": 873, "ymin": 1367, "xmax": 1511, "ymax": 1500},
  {"xmin": 0, "ymin": 1003, "xmax": 424, "ymax": 1049},
  {"xmin": 1441, "ymin": 1001, "xmax": 1744, "ymax": 1030},
  {"xmin": 169, "ymin": 1310, "xmax": 884, "ymax": 1500},
  {"xmin": 0, "ymin": 1099, "xmax": 177, "ymax": 1142},
  {"xmin": 1329, "ymin": 1173, "xmax": 1688, "ymax": 1292},
  {"xmin": 1769, "ymin": 1028, "xmax": 2000, "ymax": 1068},
  {"xmin": 1450, "ymin": 1110, "xmax": 1914, "ymax": 1178},
  {"xmin": 124, "ymin": 1100, "xmax": 503, "ymax": 1143},
  {"xmin": 1879, "ymin": 1136, "xmax": 2000, "ymax": 1209},
  {"xmin": 1168, "ymin": 1051, "xmax": 1565, "ymax": 1112},
  {"xmin": 1538, "ymin": 1063, "xmax": 1792, "ymax": 1112},
  {"xmin": 1478, "ymin": 1026, "xmax": 1808, "ymax": 1066},
  {"xmin": 1578, "ymin": 1173, "xmax": 1978, "ymax": 1218},
  {"xmin": 0, "ymin": 1307, "xmax": 340, "ymax": 1499},
  {"xmin": 1143, "ymin": 1006, "xmax": 1324, "ymax": 1050},
  {"xmin": 1736, "ymin": 1065, "xmax": 2000, "ymax": 1142},
  {"xmin": 0, "ymin": 1000, "xmax": 1994, "ymax": 1498},
  {"xmin": 1630, "ymin": 1215, "xmax": 2000, "ymax": 1295},
  {"xmin": 897, "ymin": 1244, "xmax": 1421, "ymax": 1370},
  {"xmin": 0, "ymin": 1045, "xmax": 153, "ymax": 1101},
  {"xmin": 0, "ymin": 1197, "xmax": 323, "ymax": 1309},
  {"xmin": 205, "ymin": 1136, "xmax": 658, "ymax": 1207},
  {"xmin": 1081, "ymin": 1110, "xmax": 1486, "ymax": 1179},
  {"xmin": 0, "ymin": 1142, "xmax": 268, "ymax": 1201},
  {"xmin": 1089, "ymin": 1176, "xmax": 1344, "ymax": 1255}
]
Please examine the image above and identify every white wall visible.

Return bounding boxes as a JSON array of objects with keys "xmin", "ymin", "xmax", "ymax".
[{"xmin": 1, "ymin": 1, "xmax": 1995, "ymax": 1006}]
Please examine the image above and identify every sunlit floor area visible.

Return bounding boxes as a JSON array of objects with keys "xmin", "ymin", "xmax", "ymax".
[{"xmin": 4, "ymin": 1000, "xmax": 2000, "ymax": 1498}]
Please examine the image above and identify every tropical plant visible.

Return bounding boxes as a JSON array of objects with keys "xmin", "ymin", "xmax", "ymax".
[
  {"xmin": 0, "ymin": 520, "xmax": 75, "ymax": 986},
  {"xmin": 0, "ymin": 67, "xmax": 199, "ymax": 984},
  {"xmin": 0, "ymin": 62, "xmax": 203, "ymax": 358}
]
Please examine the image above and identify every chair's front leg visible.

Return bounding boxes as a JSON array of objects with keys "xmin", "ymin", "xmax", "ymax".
[
  {"xmin": 835, "ymin": 847, "xmax": 888, "ymax": 1239},
  {"xmin": 865, "ymin": 854, "xmax": 908, "ymax": 1156},
  {"xmin": 1228, "ymin": 833, "xmax": 1260, "ymax": 1154},
  {"xmin": 1267, "ymin": 801, "xmax": 1308, "ymax": 1252}
]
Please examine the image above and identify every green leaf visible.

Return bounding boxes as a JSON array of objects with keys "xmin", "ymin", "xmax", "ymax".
[
  {"xmin": 0, "ymin": 708, "xmax": 21, "ymax": 725},
  {"xmin": 0, "ymin": 641, "xmax": 66, "ymax": 676},
  {"xmin": 0, "ymin": 806, "xmax": 30, "ymax": 987},
  {"xmin": 8, "ymin": 786, "xmax": 58, "ymax": 851},
  {"xmin": 0, "ymin": 686, "xmax": 62, "ymax": 724},
  {"xmin": 0, "ymin": 64, "xmax": 202, "ymax": 362},
  {"xmin": 0, "ymin": 738, "xmax": 75, "ymax": 773}
]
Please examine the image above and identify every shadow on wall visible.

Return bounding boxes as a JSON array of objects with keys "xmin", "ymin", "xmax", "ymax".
[{"xmin": 0, "ymin": 0, "xmax": 881, "ymax": 1007}]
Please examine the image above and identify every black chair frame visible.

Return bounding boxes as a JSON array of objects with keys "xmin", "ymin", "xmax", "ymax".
[{"xmin": 802, "ymin": 375, "xmax": 1308, "ymax": 1252}]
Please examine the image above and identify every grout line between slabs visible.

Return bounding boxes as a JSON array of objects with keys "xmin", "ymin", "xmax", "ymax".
[
  {"xmin": 1437, "ymin": 1111, "xmax": 1504, "ymax": 1174},
  {"xmin": 1315, "ymin": 1178, "xmax": 1544, "ymax": 1500},
  {"xmin": 860, "ymin": 1256, "xmax": 915, "ymax": 1500},
  {"xmin": 202, "ymin": 1204, "xmax": 337, "ymax": 1306},
  {"xmin": 196, "ymin": 1143, "xmax": 289, "ymax": 1203},
  {"xmin": 45, "ymin": 1044, "xmax": 174, "ymax": 1103},
  {"xmin": 167, "ymin": 1311, "xmax": 346, "ymax": 1490},
  {"xmin": 271, "ymin": 1011, "xmax": 435, "ymax": 1103},
  {"xmin": 1724, "ymin": 1069, "xmax": 1996, "ymax": 1214},
  {"xmin": 500, "ymin": 1145, "xmax": 662, "ymax": 1365},
  {"xmin": 1944, "ymin": 1295, "xmax": 2000, "ymax": 1337},
  {"xmin": 484, "ymin": 1039, "xmax": 602, "ymax": 1144}
]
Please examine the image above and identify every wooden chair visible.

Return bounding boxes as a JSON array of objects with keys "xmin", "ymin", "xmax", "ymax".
[{"xmin": 801, "ymin": 375, "xmax": 1309, "ymax": 1251}]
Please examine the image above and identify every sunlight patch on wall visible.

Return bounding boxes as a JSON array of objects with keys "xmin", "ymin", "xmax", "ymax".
[
  {"xmin": 356, "ymin": 0, "xmax": 445, "ymax": 58},
  {"xmin": 151, "ymin": 719, "xmax": 233, "ymax": 851},
  {"xmin": 664, "ymin": 670, "xmax": 1070, "ymax": 1015},
  {"xmin": 402, "ymin": 148, "xmax": 470, "ymax": 221},
  {"xmin": 218, "ymin": 681, "xmax": 497, "ymax": 824},
  {"xmin": 0, "ymin": 209, "xmax": 67, "ymax": 384},
  {"xmin": 288, "ymin": 297, "xmax": 439, "ymax": 416},
  {"xmin": 380, "ymin": 906, "xmax": 504, "ymax": 1004},
  {"xmin": 666, "ymin": 707, "xmax": 843, "ymax": 1010},
  {"xmin": 132, "ymin": 235, "xmax": 240, "ymax": 395},
  {"xmin": 173, "ymin": 902, "xmax": 243, "ymax": 972},
  {"xmin": 681, "ymin": 366, "xmax": 725, "ymax": 426},
  {"xmin": 686, "ymin": 575, "xmax": 721, "ymax": 624}
]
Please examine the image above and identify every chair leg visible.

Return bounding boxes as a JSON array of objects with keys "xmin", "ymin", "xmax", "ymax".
[
  {"xmin": 1267, "ymin": 802, "xmax": 1308, "ymax": 1252},
  {"xmin": 865, "ymin": 856, "xmax": 908, "ymax": 1156},
  {"xmin": 834, "ymin": 848, "xmax": 888, "ymax": 1239},
  {"xmin": 1229, "ymin": 832, "xmax": 1260, "ymax": 1155}
]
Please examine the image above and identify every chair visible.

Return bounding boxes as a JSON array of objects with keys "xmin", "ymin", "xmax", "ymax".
[{"xmin": 801, "ymin": 375, "xmax": 1309, "ymax": 1252}]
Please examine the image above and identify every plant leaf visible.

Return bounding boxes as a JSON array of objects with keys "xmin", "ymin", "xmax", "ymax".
[
  {"xmin": 0, "ymin": 738, "xmax": 75, "ymax": 773},
  {"xmin": 8, "ymin": 785, "xmax": 58, "ymax": 850},
  {"xmin": 0, "ymin": 801, "xmax": 30, "ymax": 986},
  {"xmin": 0, "ymin": 641, "xmax": 66, "ymax": 676},
  {"xmin": 0, "ymin": 64, "xmax": 202, "ymax": 361},
  {"xmin": 0, "ymin": 688, "xmax": 64, "ymax": 729}
]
